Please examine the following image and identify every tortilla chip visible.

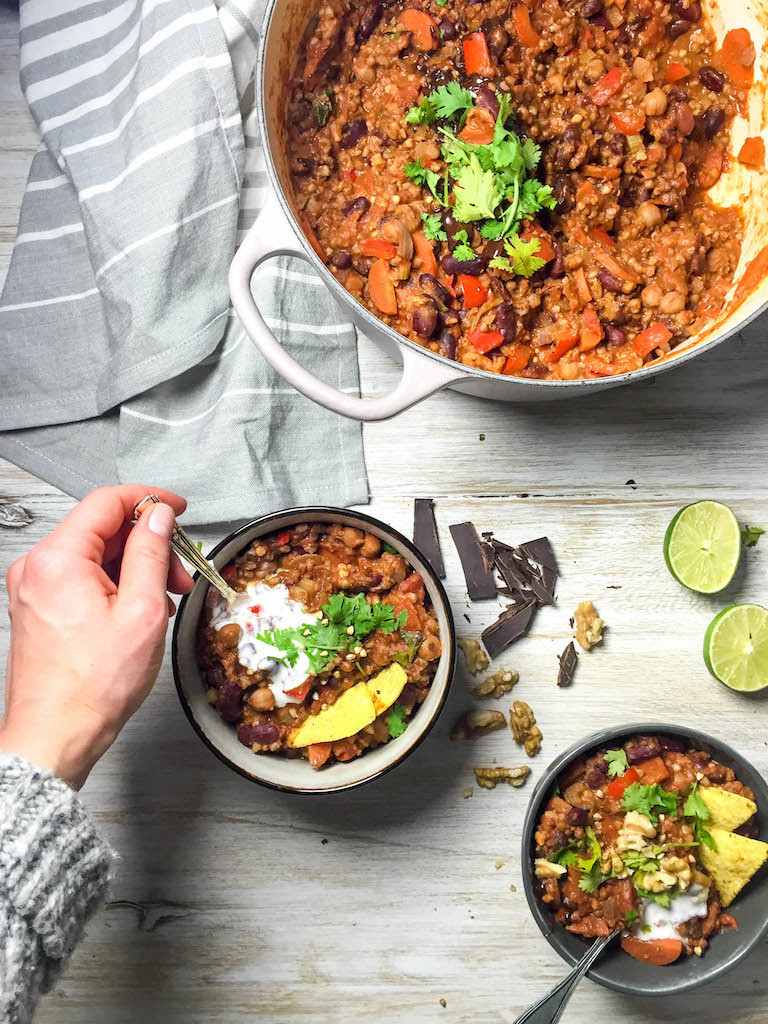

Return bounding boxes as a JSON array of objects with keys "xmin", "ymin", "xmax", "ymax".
[
  {"xmin": 698, "ymin": 828, "xmax": 768, "ymax": 907},
  {"xmin": 700, "ymin": 787, "xmax": 757, "ymax": 832}
]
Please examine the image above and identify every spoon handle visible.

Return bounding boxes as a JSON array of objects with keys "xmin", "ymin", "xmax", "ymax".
[
  {"xmin": 132, "ymin": 496, "xmax": 238, "ymax": 604},
  {"xmin": 512, "ymin": 933, "xmax": 616, "ymax": 1024}
]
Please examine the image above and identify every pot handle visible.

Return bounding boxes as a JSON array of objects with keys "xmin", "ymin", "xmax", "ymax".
[{"xmin": 228, "ymin": 191, "xmax": 468, "ymax": 422}]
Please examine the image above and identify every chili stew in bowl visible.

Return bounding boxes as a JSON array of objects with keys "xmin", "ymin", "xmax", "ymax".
[
  {"xmin": 522, "ymin": 725, "xmax": 768, "ymax": 994},
  {"xmin": 287, "ymin": 0, "xmax": 749, "ymax": 382},
  {"xmin": 173, "ymin": 508, "xmax": 455, "ymax": 793}
]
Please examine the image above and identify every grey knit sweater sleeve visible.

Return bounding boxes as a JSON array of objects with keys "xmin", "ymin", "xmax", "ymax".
[{"xmin": 0, "ymin": 753, "xmax": 113, "ymax": 1024}]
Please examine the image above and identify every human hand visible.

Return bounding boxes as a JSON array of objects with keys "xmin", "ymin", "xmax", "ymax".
[{"xmin": 0, "ymin": 485, "xmax": 195, "ymax": 789}]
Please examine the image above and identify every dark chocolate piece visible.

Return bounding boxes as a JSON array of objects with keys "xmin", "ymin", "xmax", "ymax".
[
  {"xmin": 413, "ymin": 498, "xmax": 445, "ymax": 578},
  {"xmin": 495, "ymin": 548, "xmax": 533, "ymax": 593},
  {"xmin": 557, "ymin": 641, "xmax": 578, "ymax": 687},
  {"xmin": 519, "ymin": 536, "xmax": 559, "ymax": 575},
  {"xmin": 523, "ymin": 562, "xmax": 556, "ymax": 606},
  {"xmin": 481, "ymin": 601, "xmax": 536, "ymax": 659},
  {"xmin": 449, "ymin": 522, "xmax": 497, "ymax": 600}
]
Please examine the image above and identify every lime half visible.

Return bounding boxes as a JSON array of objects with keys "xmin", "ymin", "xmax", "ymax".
[
  {"xmin": 704, "ymin": 604, "xmax": 768, "ymax": 692},
  {"xmin": 664, "ymin": 500, "xmax": 741, "ymax": 593}
]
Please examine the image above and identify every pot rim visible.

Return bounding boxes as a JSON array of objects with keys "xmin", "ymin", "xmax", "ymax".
[
  {"xmin": 171, "ymin": 505, "xmax": 457, "ymax": 795},
  {"xmin": 256, "ymin": 0, "xmax": 768, "ymax": 392}
]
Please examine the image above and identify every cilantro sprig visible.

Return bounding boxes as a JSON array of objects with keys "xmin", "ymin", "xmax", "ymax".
[
  {"xmin": 256, "ymin": 592, "xmax": 407, "ymax": 676},
  {"xmin": 605, "ymin": 749, "xmax": 630, "ymax": 778},
  {"xmin": 621, "ymin": 783, "xmax": 679, "ymax": 824},
  {"xmin": 683, "ymin": 782, "xmax": 717, "ymax": 851},
  {"xmin": 387, "ymin": 703, "xmax": 408, "ymax": 738},
  {"xmin": 489, "ymin": 236, "xmax": 545, "ymax": 278}
]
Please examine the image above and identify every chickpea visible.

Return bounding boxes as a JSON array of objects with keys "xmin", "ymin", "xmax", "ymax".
[
  {"xmin": 582, "ymin": 58, "xmax": 606, "ymax": 84},
  {"xmin": 632, "ymin": 56, "xmax": 653, "ymax": 82},
  {"xmin": 638, "ymin": 201, "xmax": 662, "ymax": 228},
  {"xmin": 360, "ymin": 533, "xmax": 382, "ymax": 558},
  {"xmin": 216, "ymin": 623, "xmax": 242, "ymax": 649},
  {"xmin": 642, "ymin": 88, "xmax": 667, "ymax": 116},
  {"xmin": 641, "ymin": 283, "xmax": 663, "ymax": 307},
  {"xmin": 340, "ymin": 526, "xmax": 364, "ymax": 548},
  {"xmin": 658, "ymin": 291, "xmax": 686, "ymax": 314},
  {"xmin": 248, "ymin": 687, "xmax": 276, "ymax": 711}
]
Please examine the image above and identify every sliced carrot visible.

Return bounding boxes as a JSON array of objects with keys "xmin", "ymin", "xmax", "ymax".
[
  {"xmin": 354, "ymin": 169, "xmax": 376, "ymax": 196},
  {"xmin": 513, "ymin": 5, "xmax": 540, "ymax": 48},
  {"xmin": 368, "ymin": 259, "xmax": 398, "ymax": 315},
  {"xmin": 583, "ymin": 164, "xmax": 622, "ymax": 180},
  {"xmin": 589, "ymin": 67, "xmax": 625, "ymax": 106},
  {"xmin": 576, "ymin": 180, "xmax": 596, "ymax": 201},
  {"xmin": 633, "ymin": 321, "xmax": 672, "ymax": 358},
  {"xmin": 573, "ymin": 226, "xmax": 638, "ymax": 283},
  {"xmin": 502, "ymin": 343, "xmax": 532, "ymax": 373},
  {"xmin": 589, "ymin": 227, "xmax": 615, "ymax": 248},
  {"xmin": 460, "ymin": 106, "xmax": 496, "ymax": 146},
  {"xmin": 574, "ymin": 267, "xmax": 592, "ymax": 307},
  {"xmin": 721, "ymin": 27, "xmax": 756, "ymax": 86},
  {"xmin": 298, "ymin": 213, "xmax": 327, "ymax": 263},
  {"xmin": 664, "ymin": 61, "xmax": 690, "ymax": 83},
  {"xmin": 738, "ymin": 136, "xmax": 766, "ymax": 168},
  {"xmin": 542, "ymin": 328, "xmax": 578, "ymax": 364},
  {"xmin": 579, "ymin": 305, "xmax": 604, "ymax": 351},
  {"xmin": 308, "ymin": 742, "xmax": 332, "ymax": 768},
  {"xmin": 611, "ymin": 108, "xmax": 646, "ymax": 134},
  {"xmin": 468, "ymin": 329, "xmax": 504, "ymax": 354},
  {"xmin": 634, "ymin": 755, "xmax": 670, "ymax": 785},
  {"xmin": 621, "ymin": 936, "xmax": 682, "ymax": 965},
  {"xmin": 360, "ymin": 238, "xmax": 397, "ymax": 259},
  {"xmin": 398, "ymin": 9, "xmax": 438, "ymax": 51},
  {"xmin": 463, "ymin": 32, "xmax": 493, "ymax": 76},
  {"xmin": 412, "ymin": 231, "xmax": 438, "ymax": 277}
]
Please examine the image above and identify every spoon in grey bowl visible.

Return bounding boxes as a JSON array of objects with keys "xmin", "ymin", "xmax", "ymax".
[{"xmin": 513, "ymin": 933, "xmax": 618, "ymax": 1024}]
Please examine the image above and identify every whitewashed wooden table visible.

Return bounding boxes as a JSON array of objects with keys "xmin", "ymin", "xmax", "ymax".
[{"xmin": 2, "ymin": 9, "xmax": 767, "ymax": 1023}]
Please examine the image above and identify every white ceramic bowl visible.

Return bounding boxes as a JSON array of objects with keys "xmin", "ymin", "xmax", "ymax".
[{"xmin": 172, "ymin": 507, "xmax": 456, "ymax": 793}]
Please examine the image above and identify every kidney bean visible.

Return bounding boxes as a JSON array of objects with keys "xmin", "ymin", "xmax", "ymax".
[
  {"xmin": 413, "ymin": 297, "xmax": 439, "ymax": 337},
  {"xmin": 597, "ymin": 268, "xmax": 623, "ymax": 292},
  {"xmin": 216, "ymin": 682, "xmax": 243, "ymax": 723},
  {"xmin": 293, "ymin": 156, "xmax": 314, "ymax": 176},
  {"xmin": 419, "ymin": 273, "xmax": 453, "ymax": 308},
  {"xmin": 659, "ymin": 127, "xmax": 676, "ymax": 146},
  {"xmin": 565, "ymin": 805, "xmax": 589, "ymax": 827},
  {"xmin": 440, "ymin": 308, "xmax": 459, "ymax": 327},
  {"xmin": 551, "ymin": 829, "xmax": 569, "ymax": 849},
  {"xmin": 553, "ymin": 125, "xmax": 579, "ymax": 171},
  {"xmin": 689, "ymin": 750, "xmax": 712, "ymax": 770},
  {"xmin": 701, "ymin": 106, "xmax": 725, "ymax": 139},
  {"xmin": 355, "ymin": 0, "xmax": 381, "ymax": 43},
  {"xmin": 698, "ymin": 65, "xmax": 725, "ymax": 93},
  {"xmin": 475, "ymin": 85, "xmax": 500, "ymax": 120},
  {"xmin": 673, "ymin": 0, "xmax": 700, "ymax": 21},
  {"xmin": 441, "ymin": 211, "xmax": 473, "ymax": 245},
  {"xmin": 618, "ymin": 185, "xmax": 651, "ymax": 208},
  {"xmin": 624, "ymin": 735, "xmax": 662, "ymax": 764},
  {"xmin": 667, "ymin": 19, "xmax": 690, "ymax": 38},
  {"xmin": 426, "ymin": 66, "xmax": 454, "ymax": 93},
  {"xmin": 482, "ymin": 238, "xmax": 504, "ymax": 264},
  {"xmin": 549, "ymin": 239, "xmax": 565, "ymax": 279},
  {"xmin": 487, "ymin": 24, "xmax": 509, "ymax": 55},
  {"xmin": 585, "ymin": 766, "xmax": 610, "ymax": 789},
  {"xmin": 438, "ymin": 17, "xmax": 457, "ymax": 40},
  {"xmin": 238, "ymin": 722, "xmax": 279, "ymax": 747},
  {"xmin": 340, "ymin": 119, "xmax": 368, "ymax": 149},
  {"xmin": 610, "ymin": 132, "xmax": 627, "ymax": 155},
  {"xmin": 436, "ymin": 329, "xmax": 457, "ymax": 360},
  {"xmin": 331, "ymin": 249, "xmax": 352, "ymax": 269},
  {"xmin": 603, "ymin": 322, "xmax": 626, "ymax": 346},
  {"xmin": 659, "ymin": 735, "xmax": 686, "ymax": 753},
  {"xmin": 342, "ymin": 195, "xmax": 370, "ymax": 218},
  {"xmin": 675, "ymin": 102, "xmax": 695, "ymax": 136},
  {"xmin": 552, "ymin": 173, "xmax": 575, "ymax": 212},
  {"xmin": 495, "ymin": 302, "xmax": 518, "ymax": 341},
  {"xmin": 441, "ymin": 252, "xmax": 484, "ymax": 275},
  {"xmin": 581, "ymin": 0, "xmax": 603, "ymax": 16}
]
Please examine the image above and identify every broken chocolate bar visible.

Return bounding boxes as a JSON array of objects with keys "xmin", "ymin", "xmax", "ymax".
[
  {"xmin": 557, "ymin": 641, "xmax": 578, "ymax": 687},
  {"xmin": 413, "ymin": 498, "xmax": 445, "ymax": 578},
  {"xmin": 481, "ymin": 601, "xmax": 536, "ymax": 660},
  {"xmin": 449, "ymin": 522, "xmax": 497, "ymax": 600}
]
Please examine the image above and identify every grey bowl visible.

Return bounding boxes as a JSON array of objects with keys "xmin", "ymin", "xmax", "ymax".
[
  {"xmin": 172, "ymin": 506, "xmax": 456, "ymax": 794},
  {"xmin": 521, "ymin": 723, "xmax": 768, "ymax": 996}
]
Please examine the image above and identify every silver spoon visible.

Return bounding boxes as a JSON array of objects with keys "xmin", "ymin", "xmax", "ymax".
[
  {"xmin": 132, "ymin": 494, "xmax": 238, "ymax": 605},
  {"xmin": 512, "ymin": 933, "xmax": 617, "ymax": 1024}
]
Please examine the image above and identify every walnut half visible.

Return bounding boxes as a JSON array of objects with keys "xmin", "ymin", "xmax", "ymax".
[
  {"xmin": 450, "ymin": 709, "xmax": 506, "ymax": 741},
  {"xmin": 458, "ymin": 637, "xmax": 489, "ymax": 674},
  {"xmin": 472, "ymin": 667, "xmax": 519, "ymax": 699},
  {"xmin": 509, "ymin": 700, "xmax": 542, "ymax": 756},
  {"xmin": 573, "ymin": 600, "xmax": 604, "ymax": 651},
  {"xmin": 474, "ymin": 765, "xmax": 531, "ymax": 790}
]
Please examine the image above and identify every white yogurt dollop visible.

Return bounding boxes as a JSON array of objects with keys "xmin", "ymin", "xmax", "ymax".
[
  {"xmin": 209, "ymin": 582, "xmax": 318, "ymax": 707},
  {"xmin": 634, "ymin": 883, "xmax": 709, "ymax": 941}
]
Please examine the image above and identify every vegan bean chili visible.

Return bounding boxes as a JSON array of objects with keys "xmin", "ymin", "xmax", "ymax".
[
  {"xmin": 533, "ymin": 733, "xmax": 756, "ymax": 963},
  {"xmin": 287, "ymin": 0, "xmax": 750, "ymax": 380},
  {"xmin": 196, "ymin": 523, "xmax": 442, "ymax": 768}
]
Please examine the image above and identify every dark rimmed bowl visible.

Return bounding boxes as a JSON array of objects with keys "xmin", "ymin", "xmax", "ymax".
[
  {"xmin": 521, "ymin": 723, "xmax": 768, "ymax": 996},
  {"xmin": 171, "ymin": 506, "xmax": 456, "ymax": 794}
]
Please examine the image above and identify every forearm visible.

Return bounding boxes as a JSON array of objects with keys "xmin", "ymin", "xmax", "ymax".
[{"xmin": 0, "ymin": 753, "xmax": 113, "ymax": 1023}]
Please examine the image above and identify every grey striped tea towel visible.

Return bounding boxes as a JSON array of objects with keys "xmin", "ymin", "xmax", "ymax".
[{"xmin": 0, "ymin": 0, "xmax": 368, "ymax": 526}]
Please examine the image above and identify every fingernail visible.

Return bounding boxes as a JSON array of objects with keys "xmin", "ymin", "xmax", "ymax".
[{"xmin": 148, "ymin": 502, "xmax": 175, "ymax": 540}]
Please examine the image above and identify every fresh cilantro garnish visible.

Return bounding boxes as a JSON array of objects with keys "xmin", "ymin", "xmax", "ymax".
[
  {"xmin": 578, "ymin": 863, "xmax": 608, "ymax": 893},
  {"xmin": 404, "ymin": 159, "xmax": 445, "ymax": 204},
  {"xmin": 405, "ymin": 82, "xmax": 472, "ymax": 126},
  {"xmin": 605, "ymin": 749, "xmax": 630, "ymax": 778},
  {"xmin": 489, "ymin": 235, "xmax": 545, "ymax": 278},
  {"xmin": 314, "ymin": 90, "xmax": 332, "ymax": 127},
  {"xmin": 406, "ymin": 97, "xmax": 437, "ymax": 126},
  {"xmin": 576, "ymin": 827, "xmax": 602, "ymax": 873},
  {"xmin": 392, "ymin": 630, "xmax": 424, "ymax": 667},
  {"xmin": 421, "ymin": 212, "xmax": 447, "ymax": 240},
  {"xmin": 451, "ymin": 230, "xmax": 476, "ymax": 262},
  {"xmin": 435, "ymin": 0, "xmax": 448, "ymax": 6},
  {"xmin": 636, "ymin": 885, "xmax": 679, "ymax": 908},
  {"xmin": 387, "ymin": 703, "xmax": 408, "ymax": 738},
  {"xmin": 621, "ymin": 783, "xmax": 679, "ymax": 824},
  {"xmin": 452, "ymin": 154, "xmax": 502, "ymax": 221},
  {"xmin": 694, "ymin": 821, "xmax": 717, "ymax": 850},
  {"xmin": 683, "ymin": 782, "xmax": 709, "ymax": 820},
  {"xmin": 519, "ymin": 178, "xmax": 556, "ymax": 218},
  {"xmin": 383, "ymin": 542, "xmax": 398, "ymax": 554},
  {"xmin": 257, "ymin": 593, "xmax": 407, "ymax": 675},
  {"xmin": 742, "ymin": 525, "xmax": 764, "ymax": 548},
  {"xmin": 625, "ymin": 909, "xmax": 639, "ymax": 923}
]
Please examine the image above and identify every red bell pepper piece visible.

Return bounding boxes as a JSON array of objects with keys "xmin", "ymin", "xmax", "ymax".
[
  {"xmin": 275, "ymin": 529, "xmax": 291, "ymax": 545},
  {"xmin": 541, "ymin": 328, "xmax": 578, "ymax": 364},
  {"xmin": 468, "ymin": 329, "xmax": 504, "ymax": 354},
  {"xmin": 502, "ymin": 343, "xmax": 531, "ymax": 373},
  {"xmin": 610, "ymin": 108, "xmax": 646, "ymax": 134},
  {"xmin": 463, "ymin": 32, "xmax": 493, "ymax": 76},
  {"xmin": 633, "ymin": 321, "xmax": 672, "ymax": 358},
  {"xmin": 589, "ymin": 67, "xmax": 626, "ymax": 106},
  {"xmin": 513, "ymin": 5, "xmax": 540, "ymax": 48},
  {"xmin": 605, "ymin": 766, "xmax": 640, "ymax": 799},
  {"xmin": 284, "ymin": 679, "xmax": 312, "ymax": 701},
  {"xmin": 457, "ymin": 274, "xmax": 489, "ymax": 309},
  {"xmin": 359, "ymin": 238, "xmax": 397, "ymax": 259}
]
